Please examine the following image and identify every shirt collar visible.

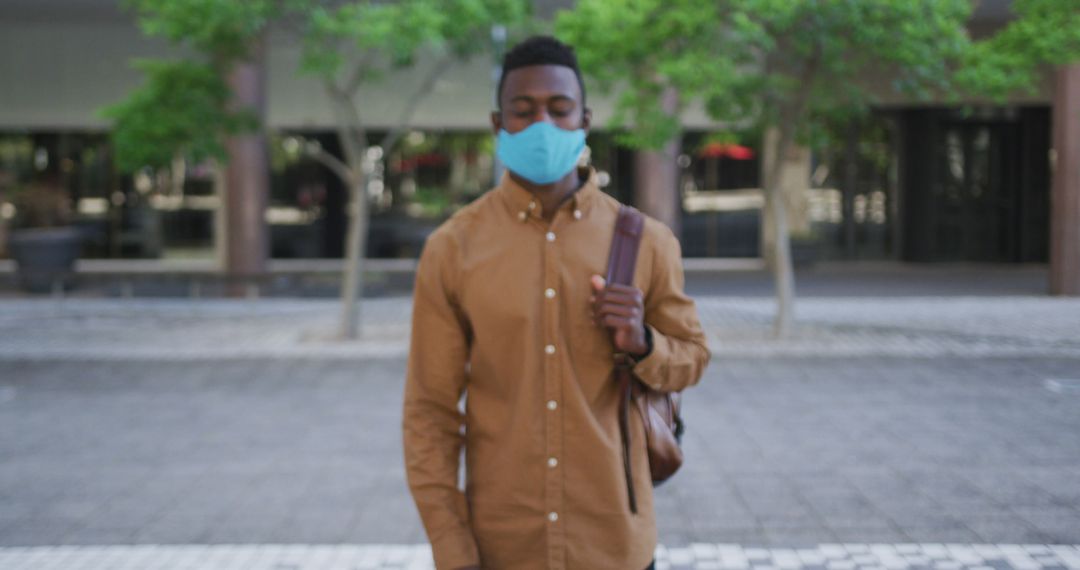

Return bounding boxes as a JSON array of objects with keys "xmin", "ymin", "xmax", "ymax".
[{"xmin": 498, "ymin": 166, "xmax": 601, "ymax": 223}]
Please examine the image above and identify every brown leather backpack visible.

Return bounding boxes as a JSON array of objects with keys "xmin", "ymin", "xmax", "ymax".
[{"xmin": 606, "ymin": 205, "xmax": 685, "ymax": 515}]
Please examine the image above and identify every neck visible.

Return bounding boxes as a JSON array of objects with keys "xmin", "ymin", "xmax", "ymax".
[{"xmin": 510, "ymin": 169, "xmax": 584, "ymax": 222}]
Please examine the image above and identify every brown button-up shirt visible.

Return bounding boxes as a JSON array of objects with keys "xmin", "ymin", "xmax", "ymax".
[{"xmin": 403, "ymin": 167, "xmax": 710, "ymax": 570}]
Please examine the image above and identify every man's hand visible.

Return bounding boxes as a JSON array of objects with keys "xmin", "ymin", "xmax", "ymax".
[
  {"xmin": 590, "ymin": 275, "xmax": 649, "ymax": 357},
  {"xmin": 452, "ymin": 566, "xmax": 480, "ymax": 570}
]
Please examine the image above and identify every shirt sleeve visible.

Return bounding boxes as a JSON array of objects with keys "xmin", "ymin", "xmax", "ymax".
[
  {"xmin": 402, "ymin": 227, "xmax": 479, "ymax": 570},
  {"xmin": 631, "ymin": 222, "xmax": 711, "ymax": 393}
]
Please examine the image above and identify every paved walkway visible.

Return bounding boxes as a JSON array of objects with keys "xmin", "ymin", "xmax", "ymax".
[
  {"xmin": 0, "ymin": 261, "xmax": 1052, "ymax": 299},
  {"xmin": 2, "ymin": 294, "xmax": 1079, "ymax": 568},
  {"xmin": 1, "ymin": 295, "xmax": 1079, "ymax": 360},
  {"xmin": 2, "ymin": 357, "xmax": 1078, "ymax": 547}
]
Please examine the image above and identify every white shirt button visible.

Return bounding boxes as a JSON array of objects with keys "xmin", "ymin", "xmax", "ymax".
[
  {"xmin": 548, "ymin": 512, "xmax": 559, "ymax": 522},
  {"xmin": 547, "ymin": 457, "xmax": 558, "ymax": 468},
  {"xmin": 547, "ymin": 400, "xmax": 558, "ymax": 411},
  {"xmin": 545, "ymin": 231, "xmax": 556, "ymax": 242},
  {"xmin": 544, "ymin": 288, "xmax": 556, "ymax": 299},
  {"xmin": 544, "ymin": 344, "xmax": 556, "ymax": 355}
]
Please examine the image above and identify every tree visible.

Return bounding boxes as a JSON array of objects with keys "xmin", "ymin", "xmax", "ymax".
[
  {"xmin": 556, "ymin": 1, "xmax": 708, "ymax": 235},
  {"xmin": 563, "ymin": 0, "xmax": 1042, "ymax": 338},
  {"xmin": 104, "ymin": 0, "xmax": 276, "ymax": 291},
  {"xmin": 105, "ymin": 0, "xmax": 528, "ymax": 337},
  {"xmin": 103, "ymin": 61, "xmax": 251, "ymax": 173},
  {"xmin": 286, "ymin": 0, "xmax": 528, "ymax": 339}
]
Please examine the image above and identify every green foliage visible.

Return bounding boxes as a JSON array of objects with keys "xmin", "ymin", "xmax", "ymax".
[
  {"xmin": 105, "ymin": 0, "xmax": 528, "ymax": 173},
  {"xmin": 411, "ymin": 185, "xmax": 454, "ymax": 217},
  {"xmin": 559, "ymin": 0, "xmax": 1078, "ymax": 152},
  {"xmin": 122, "ymin": 0, "xmax": 277, "ymax": 60},
  {"xmin": 105, "ymin": 0, "xmax": 277, "ymax": 173},
  {"xmin": 557, "ymin": 0, "xmax": 725, "ymax": 148},
  {"xmin": 294, "ymin": 0, "xmax": 529, "ymax": 81},
  {"xmin": 100, "ymin": 60, "xmax": 257, "ymax": 172},
  {"xmin": 957, "ymin": 0, "xmax": 1080, "ymax": 100}
]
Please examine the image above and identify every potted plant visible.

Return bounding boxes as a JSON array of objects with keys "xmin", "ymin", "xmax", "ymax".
[{"xmin": 7, "ymin": 171, "xmax": 84, "ymax": 293}]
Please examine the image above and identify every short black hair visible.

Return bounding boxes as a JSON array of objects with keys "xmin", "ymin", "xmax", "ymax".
[{"xmin": 496, "ymin": 35, "xmax": 586, "ymax": 110}]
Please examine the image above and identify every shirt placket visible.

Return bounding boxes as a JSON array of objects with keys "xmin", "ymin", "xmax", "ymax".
[{"xmin": 540, "ymin": 208, "xmax": 567, "ymax": 570}]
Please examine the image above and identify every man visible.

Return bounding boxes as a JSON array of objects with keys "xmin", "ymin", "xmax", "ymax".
[{"xmin": 403, "ymin": 36, "xmax": 710, "ymax": 570}]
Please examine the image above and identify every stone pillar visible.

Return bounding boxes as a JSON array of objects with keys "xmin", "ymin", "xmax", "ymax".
[
  {"xmin": 633, "ymin": 86, "xmax": 681, "ymax": 237},
  {"xmin": 1050, "ymin": 63, "xmax": 1080, "ymax": 296},
  {"xmin": 224, "ymin": 34, "xmax": 270, "ymax": 297},
  {"xmin": 634, "ymin": 142, "xmax": 680, "ymax": 236}
]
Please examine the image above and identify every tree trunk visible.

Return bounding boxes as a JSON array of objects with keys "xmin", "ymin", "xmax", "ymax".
[
  {"xmin": 339, "ymin": 172, "xmax": 368, "ymax": 339},
  {"xmin": 0, "ymin": 190, "xmax": 8, "ymax": 259},
  {"xmin": 326, "ymin": 86, "xmax": 369, "ymax": 340},
  {"xmin": 633, "ymin": 86, "xmax": 682, "ymax": 235},
  {"xmin": 212, "ymin": 159, "xmax": 228, "ymax": 271},
  {"xmin": 223, "ymin": 33, "xmax": 270, "ymax": 297},
  {"xmin": 330, "ymin": 56, "xmax": 453, "ymax": 339},
  {"xmin": 843, "ymin": 122, "xmax": 858, "ymax": 259},
  {"xmin": 763, "ymin": 124, "xmax": 798, "ymax": 339}
]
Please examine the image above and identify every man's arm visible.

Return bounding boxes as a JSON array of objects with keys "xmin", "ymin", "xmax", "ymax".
[
  {"xmin": 402, "ymin": 229, "xmax": 479, "ymax": 570},
  {"xmin": 630, "ymin": 224, "xmax": 711, "ymax": 393}
]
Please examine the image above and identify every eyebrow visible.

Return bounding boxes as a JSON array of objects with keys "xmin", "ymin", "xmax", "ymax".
[{"xmin": 508, "ymin": 94, "xmax": 576, "ymax": 105}]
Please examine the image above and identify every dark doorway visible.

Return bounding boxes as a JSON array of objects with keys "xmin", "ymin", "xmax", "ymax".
[{"xmin": 899, "ymin": 107, "xmax": 1050, "ymax": 263}]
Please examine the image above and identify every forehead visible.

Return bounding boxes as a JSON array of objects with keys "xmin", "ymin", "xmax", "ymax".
[{"xmin": 500, "ymin": 64, "xmax": 582, "ymax": 104}]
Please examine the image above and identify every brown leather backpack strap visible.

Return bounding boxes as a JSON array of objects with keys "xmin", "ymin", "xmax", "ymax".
[
  {"xmin": 607, "ymin": 206, "xmax": 645, "ymax": 514},
  {"xmin": 605, "ymin": 206, "xmax": 645, "ymax": 286},
  {"xmin": 615, "ymin": 359, "xmax": 637, "ymax": 514}
]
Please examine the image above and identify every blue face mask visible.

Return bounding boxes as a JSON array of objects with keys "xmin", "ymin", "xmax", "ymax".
[{"xmin": 496, "ymin": 122, "xmax": 587, "ymax": 185}]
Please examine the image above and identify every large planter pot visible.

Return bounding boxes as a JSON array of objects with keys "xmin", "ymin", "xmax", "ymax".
[{"xmin": 9, "ymin": 227, "xmax": 83, "ymax": 293}]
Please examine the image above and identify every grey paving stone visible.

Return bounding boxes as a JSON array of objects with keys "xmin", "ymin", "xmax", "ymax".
[
  {"xmin": 900, "ymin": 527, "xmax": 983, "ymax": 541},
  {"xmin": 1017, "ymin": 513, "xmax": 1080, "ymax": 543},
  {"xmin": 2, "ymin": 350, "xmax": 1080, "ymax": 549},
  {"xmin": 60, "ymin": 525, "xmax": 141, "ymax": 545},
  {"xmin": 964, "ymin": 515, "xmax": 1048, "ymax": 542}
]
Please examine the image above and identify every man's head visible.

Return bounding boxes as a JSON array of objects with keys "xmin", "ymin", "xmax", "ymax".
[{"xmin": 491, "ymin": 35, "xmax": 591, "ymax": 135}]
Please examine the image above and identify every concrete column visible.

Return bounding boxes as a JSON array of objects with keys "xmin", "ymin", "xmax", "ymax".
[
  {"xmin": 634, "ymin": 141, "xmax": 680, "ymax": 236},
  {"xmin": 1050, "ymin": 63, "xmax": 1080, "ymax": 296},
  {"xmin": 224, "ymin": 34, "xmax": 269, "ymax": 297},
  {"xmin": 633, "ymin": 86, "xmax": 681, "ymax": 236}
]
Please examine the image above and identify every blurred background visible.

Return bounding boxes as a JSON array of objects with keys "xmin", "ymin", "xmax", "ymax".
[
  {"xmin": 0, "ymin": 0, "xmax": 1072, "ymax": 287},
  {"xmin": 0, "ymin": 1, "xmax": 1079, "ymax": 569}
]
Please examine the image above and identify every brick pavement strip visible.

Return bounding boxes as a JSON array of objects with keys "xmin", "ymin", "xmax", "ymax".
[{"xmin": 0, "ymin": 544, "xmax": 1078, "ymax": 570}]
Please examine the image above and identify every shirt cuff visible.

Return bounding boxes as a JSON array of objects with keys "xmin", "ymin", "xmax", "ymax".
[
  {"xmin": 631, "ymin": 323, "xmax": 669, "ymax": 391},
  {"xmin": 431, "ymin": 531, "xmax": 480, "ymax": 570},
  {"xmin": 629, "ymin": 325, "xmax": 653, "ymax": 363}
]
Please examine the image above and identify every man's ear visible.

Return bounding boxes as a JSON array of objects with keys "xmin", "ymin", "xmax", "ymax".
[
  {"xmin": 582, "ymin": 106, "xmax": 592, "ymax": 133},
  {"xmin": 490, "ymin": 110, "xmax": 502, "ymax": 135}
]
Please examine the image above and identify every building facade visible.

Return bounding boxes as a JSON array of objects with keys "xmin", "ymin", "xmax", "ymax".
[{"xmin": 0, "ymin": 0, "xmax": 1072, "ymax": 271}]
